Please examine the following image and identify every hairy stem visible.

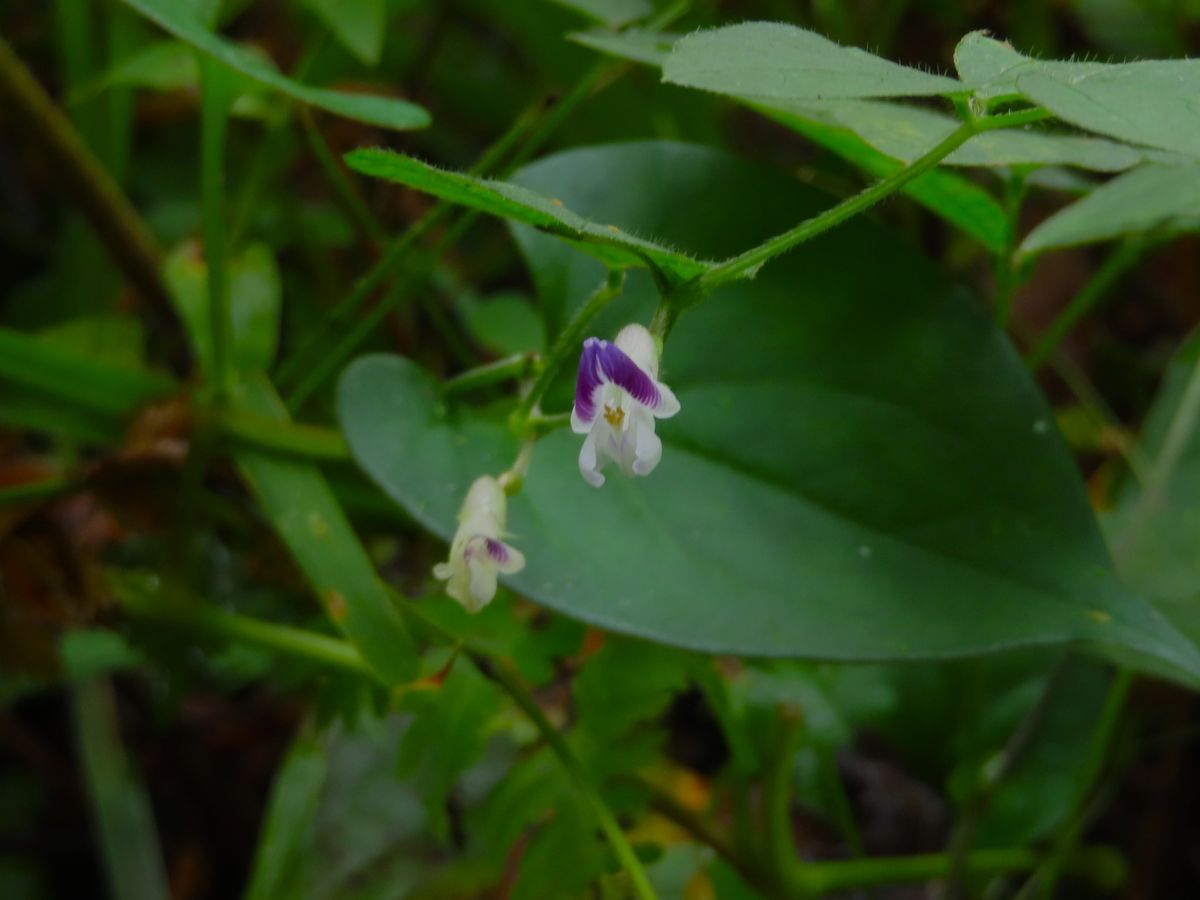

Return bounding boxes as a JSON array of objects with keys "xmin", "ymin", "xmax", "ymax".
[
  {"xmin": 513, "ymin": 270, "xmax": 627, "ymax": 427},
  {"xmin": 696, "ymin": 108, "xmax": 1050, "ymax": 292}
]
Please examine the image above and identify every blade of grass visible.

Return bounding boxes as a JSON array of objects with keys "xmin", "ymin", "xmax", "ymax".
[
  {"xmin": 199, "ymin": 57, "xmax": 235, "ymax": 403},
  {"xmin": 73, "ymin": 679, "xmax": 170, "ymax": 900},
  {"xmin": 243, "ymin": 731, "xmax": 328, "ymax": 900},
  {"xmin": 0, "ymin": 326, "xmax": 173, "ymax": 418},
  {"xmin": 277, "ymin": 53, "xmax": 644, "ymax": 408},
  {"xmin": 232, "ymin": 375, "xmax": 417, "ymax": 684}
]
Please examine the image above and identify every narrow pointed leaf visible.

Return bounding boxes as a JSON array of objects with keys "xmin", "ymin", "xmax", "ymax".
[
  {"xmin": 1020, "ymin": 163, "xmax": 1200, "ymax": 255},
  {"xmin": 234, "ymin": 376, "xmax": 417, "ymax": 685},
  {"xmin": 345, "ymin": 148, "xmax": 713, "ymax": 284},
  {"xmin": 117, "ymin": 0, "xmax": 429, "ymax": 130}
]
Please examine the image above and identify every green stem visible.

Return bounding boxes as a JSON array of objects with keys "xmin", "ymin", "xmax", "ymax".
[
  {"xmin": 527, "ymin": 410, "xmax": 572, "ymax": 433},
  {"xmin": 199, "ymin": 58, "xmax": 233, "ymax": 402},
  {"xmin": 697, "ymin": 108, "xmax": 1050, "ymax": 292},
  {"xmin": 300, "ymin": 107, "xmax": 387, "ymax": 250},
  {"xmin": 1035, "ymin": 668, "xmax": 1133, "ymax": 899},
  {"xmin": 274, "ymin": 93, "xmax": 554, "ymax": 394},
  {"xmin": 444, "ymin": 353, "xmax": 538, "ymax": 396},
  {"xmin": 121, "ymin": 589, "xmax": 375, "ymax": 678},
  {"xmin": 945, "ymin": 659, "xmax": 1069, "ymax": 898},
  {"xmin": 764, "ymin": 714, "xmax": 804, "ymax": 885},
  {"xmin": 514, "ymin": 270, "xmax": 627, "ymax": 426},
  {"xmin": 390, "ymin": 600, "xmax": 657, "ymax": 899},
  {"xmin": 1116, "ymin": 350, "xmax": 1200, "ymax": 562},
  {"xmin": 0, "ymin": 475, "xmax": 83, "ymax": 507},
  {"xmin": 0, "ymin": 34, "xmax": 173, "ymax": 318},
  {"xmin": 1026, "ymin": 238, "xmax": 1148, "ymax": 372},
  {"xmin": 214, "ymin": 409, "xmax": 351, "ymax": 461},
  {"xmin": 819, "ymin": 745, "xmax": 865, "ymax": 858},
  {"xmin": 278, "ymin": 53, "xmax": 644, "ymax": 407},
  {"xmin": 992, "ymin": 170, "xmax": 1028, "ymax": 329},
  {"xmin": 479, "ymin": 657, "xmax": 659, "ymax": 900},
  {"xmin": 803, "ymin": 845, "xmax": 1121, "ymax": 894}
]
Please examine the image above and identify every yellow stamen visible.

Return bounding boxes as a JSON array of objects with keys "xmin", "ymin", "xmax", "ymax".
[{"xmin": 603, "ymin": 403, "xmax": 625, "ymax": 428}]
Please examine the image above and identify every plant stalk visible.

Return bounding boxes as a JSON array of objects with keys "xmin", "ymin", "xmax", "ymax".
[{"xmin": 0, "ymin": 34, "xmax": 173, "ymax": 319}]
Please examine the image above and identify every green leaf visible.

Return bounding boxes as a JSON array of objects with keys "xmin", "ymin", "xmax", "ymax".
[
  {"xmin": 1017, "ymin": 62, "xmax": 1200, "ymax": 158},
  {"xmin": 459, "ymin": 292, "xmax": 547, "ymax": 356},
  {"xmin": 571, "ymin": 637, "xmax": 692, "ymax": 778},
  {"xmin": 38, "ymin": 315, "xmax": 148, "ymax": 371},
  {"xmin": 233, "ymin": 376, "xmax": 417, "ymax": 685},
  {"xmin": 572, "ymin": 29, "xmax": 1008, "ymax": 252},
  {"xmin": 663, "ymin": 22, "xmax": 964, "ymax": 101},
  {"xmin": 262, "ymin": 716, "xmax": 427, "ymax": 899},
  {"xmin": 395, "ymin": 663, "xmax": 505, "ymax": 842},
  {"xmin": 338, "ymin": 141, "xmax": 1200, "ymax": 685},
  {"xmin": 571, "ymin": 27, "xmax": 673, "ymax": 66},
  {"xmin": 1106, "ymin": 339, "xmax": 1200, "ymax": 646},
  {"xmin": 295, "ymin": 0, "xmax": 386, "ymax": 67},
  {"xmin": 1020, "ymin": 163, "xmax": 1200, "ymax": 255},
  {"xmin": 74, "ymin": 40, "xmax": 199, "ymax": 97},
  {"xmin": 73, "ymin": 680, "xmax": 170, "ymax": 900},
  {"xmin": 345, "ymin": 148, "xmax": 713, "ymax": 284},
  {"xmin": 116, "ymin": 0, "xmax": 429, "ymax": 129},
  {"xmin": 772, "ymin": 99, "xmax": 1148, "ymax": 172},
  {"xmin": 244, "ymin": 732, "xmax": 328, "ymax": 900},
  {"xmin": 953, "ymin": 31, "xmax": 1029, "ymax": 99},
  {"xmin": 954, "ymin": 31, "xmax": 1200, "ymax": 157},
  {"xmin": 0, "ymin": 326, "xmax": 173, "ymax": 420},
  {"xmin": 60, "ymin": 631, "xmax": 146, "ymax": 681},
  {"xmin": 549, "ymin": 0, "xmax": 651, "ymax": 27},
  {"xmin": 165, "ymin": 241, "xmax": 283, "ymax": 374}
]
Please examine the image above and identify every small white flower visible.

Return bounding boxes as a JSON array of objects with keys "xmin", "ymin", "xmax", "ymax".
[
  {"xmin": 433, "ymin": 475, "xmax": 525, "ymax": 612},
  {"xmin": 570, "ymin": 323, "xmax": 681, "ymax": 488}
]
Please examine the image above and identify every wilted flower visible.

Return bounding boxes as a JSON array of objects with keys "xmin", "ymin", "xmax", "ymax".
[
  {"xmin": 570, "ymin": 323, "xmax": 680, "ymax": 487},
  {"xmin": 433, "ymin": 475, "xmax": 525, "ymax": 612}
]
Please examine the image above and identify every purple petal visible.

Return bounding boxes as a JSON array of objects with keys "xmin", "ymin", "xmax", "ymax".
[
  {"xmin": 595, "ymin": 340, "xmax": 662, "ymax": 409},
  {"xmin": 483, "ymin": 537, "xmax": 511, "ymax": 564},
  {"xmin": 573, "ymin": 337, "xmax": 604, "ymax": 423}
]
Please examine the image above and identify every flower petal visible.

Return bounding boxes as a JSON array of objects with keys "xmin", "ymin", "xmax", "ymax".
[
  {"xmin": 578, "ymin": 425, "xmax": 606, "ymax": 487},
  {"xmin": 651, "ymin": 381, "xmax": 681, "ymax": 419},
  {"xmin": 465, "ymin": 555, "xmax": 498, "ymax": 613},
  {"xmin": 488, "ymin": 538, "xmax": 526, "ymax": 574},
  {"xmin": 595, "ymin": 340, "xmax": 664, "ymax": 410},
  {"xmin": 572, "ymin": 338, "xmax": 604, "ymax": 424},
  {"xmin": 631, "ymin": 413, "xmax": 663, "ymax": 476}
]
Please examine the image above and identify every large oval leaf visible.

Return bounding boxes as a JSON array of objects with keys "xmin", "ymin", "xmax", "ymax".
[{"xmin": 338, "ymin": 142, "xmax": 1200, "ymax": 685}]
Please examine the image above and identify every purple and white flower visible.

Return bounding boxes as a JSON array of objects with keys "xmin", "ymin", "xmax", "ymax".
[
  {"xmin": 433, "ymin": 475, "xmax": 525, "ymax": 612},
  {"xmin": 571, "ymin": 323, "xmax": 680, "ymax": 487}
]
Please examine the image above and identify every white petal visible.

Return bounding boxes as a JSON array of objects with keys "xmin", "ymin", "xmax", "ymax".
[
  {"xmin": 613, "ymin": 323, "xmax": 660, "ymax": 378},
  {"xmin": 578, "ymin": 425, "xmax": 606, "ymax": 487},
  {"xmin": 631, "ymin": 414, "xmax": 663, "ymax": 476},
  {"xmin": 652, "ymin": 381, "xmax": 681, "ymax": 418},
  {"xmin": 432, "ymin": 561, "xmax": 454, "ymax": 580},
  {"xmin": 494, "ymin": 542, "xmax": 526, "ymax": 574},
  {"xmin": 465, "ymin": 556, "xmax": 499, "ymax": 613},
  {"xmin": 570, "ymin": 406, "xmax": 592, "ymax": 434}
]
